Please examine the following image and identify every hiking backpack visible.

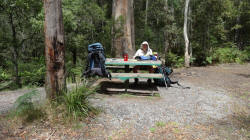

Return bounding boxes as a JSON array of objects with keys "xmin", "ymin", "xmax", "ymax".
[
  {"xmin": 154, "ymin": 66, "xmax": 174, "ymax": 87},
  {"xmin": 154, "ymin": 66, "xmax": 190, "ymax": 89},
  {"xmin": 82, "ymin": 43, "xmax": 111, "ymax": 79}
]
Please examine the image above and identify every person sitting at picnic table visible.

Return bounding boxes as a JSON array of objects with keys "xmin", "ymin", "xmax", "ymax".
[{"xmin": 133, "ymin": 41, "xmax": 154, "ymax": 84}]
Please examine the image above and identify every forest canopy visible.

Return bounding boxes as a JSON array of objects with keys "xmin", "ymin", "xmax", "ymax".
[{"xmin": 0, "ymin": 0, "xmax": 249, "ymax": 89}]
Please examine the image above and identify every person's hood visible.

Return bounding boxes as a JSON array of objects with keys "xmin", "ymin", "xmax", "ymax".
[{"xmin": 140, "ymin": 41, "xmax": 151, "ymax": 52}]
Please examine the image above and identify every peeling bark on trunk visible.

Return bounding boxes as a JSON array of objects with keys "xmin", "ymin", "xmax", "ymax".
[
  {"xmin": 112, "ymin": 0, "xmax": 135, "ymax": 58},
  {"xmin": 44, "ymin": 0, "xmax": 66, "ymax": 100},
  {"xmin": 184, "ymin": 0, "xmax": 190, "ymax": 67}
]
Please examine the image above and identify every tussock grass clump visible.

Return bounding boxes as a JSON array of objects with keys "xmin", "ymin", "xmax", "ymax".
[{"xmin": 59, "ymin": 85, "xmax": 98, "ymax": 120}]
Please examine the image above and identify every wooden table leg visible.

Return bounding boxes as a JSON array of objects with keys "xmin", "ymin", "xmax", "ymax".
[
  {"xmin": 125, "ymin": 80, "xmax": 129, "ymax": 92},
  {"xmin": 125, "ymin": 65, "xmax": 129, "ymax": 73},
  {"xmin": 124, "ymin": 65, "xmax": 129, "ymax": 92}
]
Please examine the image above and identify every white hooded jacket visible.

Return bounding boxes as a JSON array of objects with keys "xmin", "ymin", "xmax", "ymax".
[{"xmin": 133, "ymin": 41, "xmax": 153, "ymax": 59}]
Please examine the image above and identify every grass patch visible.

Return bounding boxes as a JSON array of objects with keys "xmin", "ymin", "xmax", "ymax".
[
  {"xmin": 156, "ymin": 121, "xmax": 166, "ymax": 127},
  {"xmin": 150, "ymin": 127, "xmax": 156, "ymax": 133},
  {"xmin": 153, "ymin": 93, "xmax": 160, "ymax": 97},
  {"xmin": 168, "ymin": 121, "xmax": 179, "ymax": 127},
  {"xmin": 239, "ymin": 92, "xmax": 250, "ymax": 101},
  {"xmin": 231, "ymin": 102, "xmax": 250, "ymax": 130},
  {"xmin": 10, "ymin": 90, "xmax": 45, "ymax": 123}
]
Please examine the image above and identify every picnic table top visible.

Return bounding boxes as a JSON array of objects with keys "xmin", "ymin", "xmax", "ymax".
[{"xmin": 105, "ymin": 58, "xmax": 162, "ymax": 66}]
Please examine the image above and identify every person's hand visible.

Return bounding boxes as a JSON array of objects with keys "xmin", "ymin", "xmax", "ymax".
[{"xmin": 135, "ymin": 56, "xmax": 141, "ymax": 60}]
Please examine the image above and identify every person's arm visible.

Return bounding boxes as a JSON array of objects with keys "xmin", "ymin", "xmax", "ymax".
[
  {"xmin": 133, "ymin": 49, "xmax": 141, "ymax": 59},
  {"xmin": 149, "ymin": 49, "xmax": 153, "ymax": 55},
  {"xmin": 146, "ymin": 49, "xmax": 153, "ymax": 56}
]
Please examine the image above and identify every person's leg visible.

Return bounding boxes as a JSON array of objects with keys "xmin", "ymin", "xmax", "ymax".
[
  {"xmin": 133, "ymin": 65, "xmax": 140, "ymax": 84},
  {"xmin": 147, "ymin": 66, "xmax": 154, "ymax": 85},
  {"xmin": 133, "ymin": 65, "xmax": 139, "ymax": 73},
  {"xmin": 148, "ymin": 66, "xmax": 154, "ymax": 73}
]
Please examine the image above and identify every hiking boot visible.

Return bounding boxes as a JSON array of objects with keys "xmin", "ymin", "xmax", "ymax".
[
  {"xmin": 147, "ymin": 79, "xmax": 152, "ymax": 85},
  {"xmin": 134, "ymin": 78, "xmax": 139, "ymax": 85}
]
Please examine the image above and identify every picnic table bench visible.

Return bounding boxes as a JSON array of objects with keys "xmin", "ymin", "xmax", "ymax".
[
  {"xmin": 105, "ymin": 58, "xmax": 163, "ymax": 91},
  {"xmin": 111, "ymin": 73, "xmax": 163, "ymax": 81}
]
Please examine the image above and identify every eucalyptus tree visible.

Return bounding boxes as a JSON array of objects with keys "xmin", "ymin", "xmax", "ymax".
[
  {"xmin": 44, "ymin": 0, "xmax": 66, "ymax": 99},
  {"xmin": 184, "ymin": 0, "xmax": 190, "ymax": 67},
  {"xmin": 112, "ymin": 0, "xmax": 135, "ymax": 58}
]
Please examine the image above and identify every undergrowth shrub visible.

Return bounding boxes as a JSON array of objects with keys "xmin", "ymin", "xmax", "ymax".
[
  {"xmin": 0, "ymin": 67, "xmax": 11, "ymax": 82},
  {"xmin": 243, "ymin": 46, "xmax": 250, "ymax": 61},
  {"xmin": 66, "ymin": 62, "xmax": 83, "ymax": 83},
  {"xmin": 165, "ymin": 52, "xmax": 184, "ymax": 68},
  {"xmin": 19, "ymin": 57, "xmax": 45, "ymax": 86},
  {"xmin": 12, "ymin": 90, "xmax": 44, "ymax": 123},
  {"xmin": 212, "ymin": 47, "xmax": 248, "ymax": 64}
]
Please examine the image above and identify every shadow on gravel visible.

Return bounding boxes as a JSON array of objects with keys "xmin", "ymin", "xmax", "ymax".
[
  {"xmin": 236, "ymin": 73, "xmax": 250, "ymax": 78},
  {"xmin": 97, "ymin": 80, "xmax": 159, "ymax": 96}
]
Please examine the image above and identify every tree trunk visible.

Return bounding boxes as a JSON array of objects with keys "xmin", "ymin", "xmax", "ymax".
[
  {"xmin": 72, "ymin": 48, "xmax": 77, "ymax": 83},
  {"xmin": 164, "ymin": 0, "xmax": 169, "ymax": 60},
  {"xmin": 145, "ymin": 0, "xmax": 148, "ymax": 26},
  {"xmin": 112, "ymin": 0, "xmax": 135, "ymax": 58},
  {"xmin": 72, "ymin": 48, "xmax": 77, "ymax": 65},
  {"xmin": 184, "ymin": 0, "xmax": 190, "ymax": 67},
  {"xmin": 131, "ymin": 1, "xmax": 135, "ymax": 49},
  {"xmin": 188, "ymin": 3, "xmax": 192, "ymax": 59},
  {"xmin": 9, "ymin": 12, "xmax": 21, "ymax": 88},
  {"xmin": 44, "ymin": 0, "xmax": 66, "ymax": 100},
  {"xmin": 164, "ymin": 33, "xmax": 169, "ymax": 60},
  {"xmin": 235, "ymin": 0, "xmax": 241, "ymax": 49}
]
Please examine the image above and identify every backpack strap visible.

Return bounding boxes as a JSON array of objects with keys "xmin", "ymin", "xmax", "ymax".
[
  {"xmin": 82, "ymin": 52, "xmax": 94, "ymax": 77},
  {"xmin": 97, "ymin": 51, "xmax": 106, "ymax": 76},
  {"xmin": 173, "ymin": 81, "xmax": 190, "ymax": 89},
  {"xmin": 96, "ymin": 51, "xmax": 112, "ymax": 80}
]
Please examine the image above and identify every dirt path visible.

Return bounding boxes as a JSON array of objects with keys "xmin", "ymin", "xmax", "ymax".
[{"xmin": 0, "ymin": 63, "xmax": 249, "ymax": 139}]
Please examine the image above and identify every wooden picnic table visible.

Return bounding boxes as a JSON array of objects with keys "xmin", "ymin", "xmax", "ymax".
[
  {"xmin": 105, "ymin": 58, "xmax": 162, "ymax": 66},
  {"xmin": 105, "ymin": 58, "xmax": 163, "ymax": 91}
]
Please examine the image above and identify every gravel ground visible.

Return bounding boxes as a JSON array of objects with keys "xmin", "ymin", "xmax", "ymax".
[
  {"xmin": 0, "ymin": 63, "xmax": 249, "ymax": 139},
  {"xmin": 87, "ymin": 82, "xmax": 237, "ymax": 139}
]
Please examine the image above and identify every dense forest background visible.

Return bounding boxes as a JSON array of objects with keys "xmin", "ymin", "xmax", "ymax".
[{"xmin": 0, "ymin": 0, "xmax": 250, "ymax": 89}]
